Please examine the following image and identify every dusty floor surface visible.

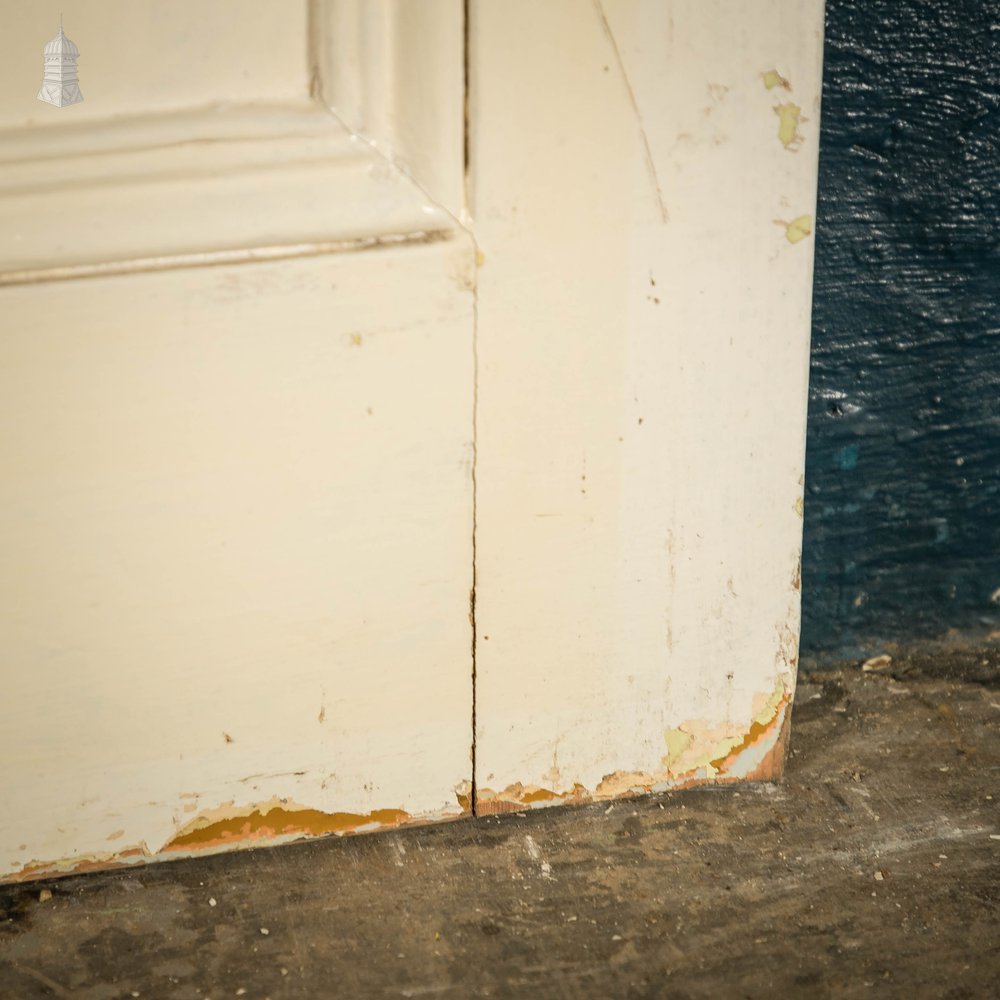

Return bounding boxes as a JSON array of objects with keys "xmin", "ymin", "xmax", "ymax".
[{"xmin": 2, "ymin": 665, "xmax": 998, "ymax": 999}]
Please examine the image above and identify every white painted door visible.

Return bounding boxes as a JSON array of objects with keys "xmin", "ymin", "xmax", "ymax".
[{"xmin": 0, "ymin": 0, "xmax": 824, "ymax": 882}]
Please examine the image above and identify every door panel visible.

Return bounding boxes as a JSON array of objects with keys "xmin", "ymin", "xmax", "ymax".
[{"xmin": 0, "ymin": 241, "xmax": 475, "ymax": 880}]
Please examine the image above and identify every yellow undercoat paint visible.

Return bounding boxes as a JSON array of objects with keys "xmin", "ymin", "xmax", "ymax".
[
  {"xmin": 782, "ymin": 214, "xmax": 814, "ymax": 244},
  {"xmin": 775, "ymin": 102, "xmax": 804, "ymax": 148},
  {"xmin": 475, "ymin": 679, "xmax": 794, "ymax": 815},
  {"xmin": 762, "ymin": 69, "xmax": 792, "ymax": 91},
  {"xmin": 9, "ymin": 795, "xmax": 470, "ymax": 884}
]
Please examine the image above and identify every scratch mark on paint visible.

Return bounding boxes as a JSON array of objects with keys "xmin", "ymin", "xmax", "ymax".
[
  {"xmin": 0, "ymin": 229, "xmax": 456, "ymax": 288},
  {"xmin": 106, "ymin": 830, "xmax": 125, "ymax": 842},
  {"xmin": 237, "ymin": 770, "xmax": 307, "ymax": 784},
  {"xmin": 592, "ymin": 0, "xmax": 669, "ymax": 223}
]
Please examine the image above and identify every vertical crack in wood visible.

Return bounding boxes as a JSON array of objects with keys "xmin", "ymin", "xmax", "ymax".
[
  {"xmin": 469, "ymin": 258, "xmax": 480, "ymax": 819},
  {"xmin": 462, "ymin": 0, "xmax": 473, "ymax": 216},
  {"xmin": 463, "ymin": 0, "xmax": 479, "ymax": 818},
  {"xmin": 307, "ymin": 0, "xmax": 324, "ymax": 102}
]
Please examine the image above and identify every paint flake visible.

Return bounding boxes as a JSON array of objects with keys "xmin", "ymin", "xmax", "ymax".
[
  {"xmin": 762, "ymin": 69, "xmax": 791, "ymax": 91},
  {"xmin": 775, "ymin": 103, "xmax": 803, "ymax": 149},
  {"xmin": 778, "ymin": 216, "xmax": 813, "ymax": 245},
  {"xmin": 476, "ymin": 676, "xmax": 794, "ymax": 814},
  {"xmin": 8, "ymin": 794, "xmax": 467, "ymax": 884}
]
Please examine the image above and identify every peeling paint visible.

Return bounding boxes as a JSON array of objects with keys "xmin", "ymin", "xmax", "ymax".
[
  {"xmin": 778, "ymin": 215, "xmax": 813, "ymax": 245},
  {"xmin": 9, "ymin": 682, "xmax": 796, "ymax": 883},
  {"xmin": 9, "ymin": 683, "xmax": 796, "ymax": 883},
  {"xmin": 663, "ymin": 727, "xmax": 694, "ymax": 765},
  {"xmin": 11, "ymin": 845, "xmax": 153, "ymax": 884},
  {"xmin": 7, "ymin": 793, "xmax": 469, "ymax": 885},
  {"xmin": 475, "ymin": 677, "xmax": 793, "ymax": 814},
  {"xmin": 762, "ymin": 69, "xmax": 791, "ymax": 91},
  {"xmin": 453, "ymin": 779, "xmax": 475, "ymax": 814},
  {"xmin": 774, "ymin": 103, "xmax": 803, "ymax": 149},
  {"xmin": 477, "ymin": 782, "xmax": 590, "ymax": 816},
  {"xmin": 163, "ymin": 799, "xmax": 411, "ymax": 851}
]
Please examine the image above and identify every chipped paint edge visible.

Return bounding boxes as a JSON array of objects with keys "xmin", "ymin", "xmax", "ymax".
[
  {"xmin": 4, "ymin": 796, "xmax": 471, "ymax": 885},
  {"xmin": 7, "ymin": 686, "xmax": 796, "ymax": 883},
  {"xmin": 475, "ymin": 678, "xmax": 794, "ymax": 816}
]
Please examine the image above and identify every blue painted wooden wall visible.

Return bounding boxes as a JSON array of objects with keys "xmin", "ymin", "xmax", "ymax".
[{"xmin": 802, "ymin": 0, "xmax": 1000, "ymax": 658}]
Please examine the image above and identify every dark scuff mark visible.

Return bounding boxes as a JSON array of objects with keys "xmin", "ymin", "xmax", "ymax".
[
  {"xmin": 462, "ymin": 0, "xmax": 472, "ymax": 208},
  {"xmin": 306, "ymin": 0, "xmax": 323, "ymax": 102},
  {"xmin": 592, "ymin": 0, "xmax": 669, "ymax": 223},
  {"xmin": 469, "ymin": 287, "xmax": 480, "ymax": 817},
  {"xmin": 0, "ymin": 230, "xmax": 456, "ymax": 288}
]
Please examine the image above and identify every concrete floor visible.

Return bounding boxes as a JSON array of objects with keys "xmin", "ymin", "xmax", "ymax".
[{"xmin": 2, "ymin": 662, "xmax": 998, "ymax": 999}]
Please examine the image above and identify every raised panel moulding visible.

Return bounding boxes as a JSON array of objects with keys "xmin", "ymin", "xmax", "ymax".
[{"xmin": 0, "ymin": 102, "xmax": 456, "ymax": 285}]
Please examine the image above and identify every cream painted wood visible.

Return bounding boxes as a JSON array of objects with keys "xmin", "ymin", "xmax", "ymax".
[
  {"xmin": 314, "ymin": 0, "xmax": 467, "ymax": 220},
  {"xmin": 0, "ymin": 240, "xmax": 476, "ymax": 880},
  {"xmin": 469, "ymin": 0, "xmax": 824, "ymax": 810},
  {"xmin": 0, "ymin": 0, "xmax": 825, "ymax": 879},
  {"xmin": 0, "ymin": 1, "xmax": 475, "ymax": 882},
  {"xmin": 0, "ymin": 1, "xmax": 309, "ymax": 129},
  {"xmin": 0, "ymin": 1, "xmax": 463, "ymax": 284},
  {"xmin": 0, "ymin": 105, "xmax": 454, "ymax": 284}
]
